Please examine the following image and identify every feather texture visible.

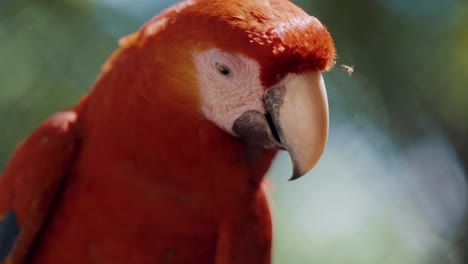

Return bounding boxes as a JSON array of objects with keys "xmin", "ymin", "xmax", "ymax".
[{"xmin": 0, "ymin": 0, "xmax": 334, "ymax": 263}]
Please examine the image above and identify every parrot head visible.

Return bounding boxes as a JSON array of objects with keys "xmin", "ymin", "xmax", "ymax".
[{"xmin": 110, "ymin": 0, "xmax": 335, "ymax": 180}]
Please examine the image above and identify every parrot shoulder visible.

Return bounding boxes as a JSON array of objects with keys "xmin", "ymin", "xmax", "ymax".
[{"xmin": 0, "ymin": 111, "xmax": 81, "ymax": 264}]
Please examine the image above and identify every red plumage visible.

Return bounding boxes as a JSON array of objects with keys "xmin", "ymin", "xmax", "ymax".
[{"xmin": 0, "ymin": 0, "xmax": 335, "ymax": 263}]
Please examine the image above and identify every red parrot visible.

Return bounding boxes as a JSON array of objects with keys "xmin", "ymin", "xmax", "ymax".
[{"xmin": 0, "ymin": 0, "xmax": 335, "ymax": 263}]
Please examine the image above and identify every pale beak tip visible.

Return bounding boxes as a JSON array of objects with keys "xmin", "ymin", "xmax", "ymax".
[
  {"xmin": 288, "ymin": 173, "xmax": 302, "ymax": 181},
  {"xmin": 288, "ymin": 145, "xmax": 326, "ymax": 181},
  {"xmin": 288, "ymin": 166, "xmax": 307, "ymax": 181}
]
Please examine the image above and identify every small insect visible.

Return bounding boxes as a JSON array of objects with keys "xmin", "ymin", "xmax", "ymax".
[{"xmin": 341, "ymin": 64, "xmax": 354, "ymax": 76}]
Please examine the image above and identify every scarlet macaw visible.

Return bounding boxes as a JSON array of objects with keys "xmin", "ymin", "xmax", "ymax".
[{"xmin": 0, "ymin": 0, "xmax": 335, "ymax": 263}]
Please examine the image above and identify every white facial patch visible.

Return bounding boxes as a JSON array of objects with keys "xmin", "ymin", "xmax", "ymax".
[{"xmin": 194, "ymin": 49, "xmax": 266, "ymax": 135}]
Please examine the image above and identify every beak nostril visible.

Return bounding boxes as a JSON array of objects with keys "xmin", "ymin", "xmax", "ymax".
[{"xmin": 265, "ymin": 112, "xmax": 281, "ymax": 144}]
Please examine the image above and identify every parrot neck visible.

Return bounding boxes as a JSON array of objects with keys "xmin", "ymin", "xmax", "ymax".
[{"xmin": 76, "ymin": 81, "xmax": 278, "ymax": 216}]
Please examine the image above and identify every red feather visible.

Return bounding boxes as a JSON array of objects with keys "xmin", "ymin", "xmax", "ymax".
[{"xmin": 0, "ymin": 1, "xmax": 334, "ymax": 263}]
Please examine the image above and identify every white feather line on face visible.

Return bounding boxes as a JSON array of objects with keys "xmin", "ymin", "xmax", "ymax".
[{"xmin": 194, "ymin": 49, "xmax": 265, "ymax": 135}]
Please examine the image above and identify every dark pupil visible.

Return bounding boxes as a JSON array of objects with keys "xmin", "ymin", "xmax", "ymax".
[{"xmin": 219, "ymin": 66, "xmax": 230, "ymax": 75}]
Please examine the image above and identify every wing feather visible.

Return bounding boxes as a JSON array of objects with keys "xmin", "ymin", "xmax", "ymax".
[{"xmin": 0, "ymin": 111, "xmax": 80, "ymax": 264}]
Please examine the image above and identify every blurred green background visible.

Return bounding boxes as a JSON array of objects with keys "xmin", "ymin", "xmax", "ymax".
[{"xmin": 1, "ymin": 0, "xmax": 467, "ymax": 263}]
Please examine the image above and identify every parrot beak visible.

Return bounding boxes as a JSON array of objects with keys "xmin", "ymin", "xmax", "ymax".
[
  {"xmin": 233, "ymin": 71, "xmax": 329, "ymax": 180},
  {"xmin": 265, "ymin": 71, "xmax": 329, "ymax": 180}
]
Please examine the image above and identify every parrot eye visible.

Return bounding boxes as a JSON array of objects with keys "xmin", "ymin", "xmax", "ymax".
[{"xmin": 215, "ymin": 62, "xmax": 233, "ymax": 78}]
